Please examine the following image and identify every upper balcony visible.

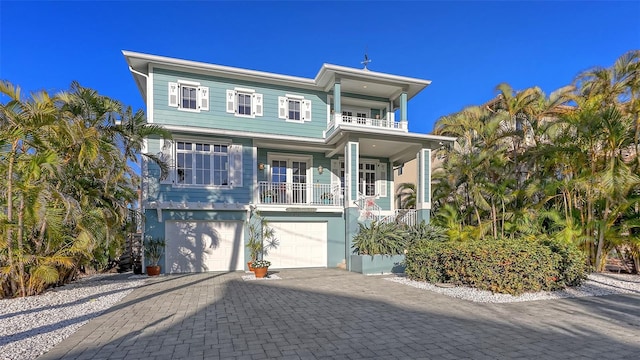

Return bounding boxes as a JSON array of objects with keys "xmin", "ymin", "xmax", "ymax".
[{"xmin": 328, "ymin": 112, "xmax": 407, "ymax": 133}]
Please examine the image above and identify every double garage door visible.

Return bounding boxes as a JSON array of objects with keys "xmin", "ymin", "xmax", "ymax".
[{"xmin": 165, "ymin": 221, "xmax": 327, "ymax": 273}]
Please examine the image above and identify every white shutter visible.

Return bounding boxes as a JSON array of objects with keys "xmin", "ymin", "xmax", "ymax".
[
  {"xmin": 159, "ymin": 139, "xmax": 175, "ymax": 184},
  {"xmin": 198, "ymin": 86, "xmax": 209, "ymax": 111},
  {"xmin": 377, "ymin": 162, "xmax": 387, "ymax": 197},
  {"xmin": 302, "ymin": 99, "xmax": 312, "ymax": 121},
  {"xmin": 226, "ymin": 90, "xmax": 236, "ymax": 113},
  {"xmin": 278, "ymin": 96, "xmax": 288, "ymax": 119},
  {"xmin": 253, "ymin": 93, "xmax": 263, "ymax": 117},
  {"xmin": 168, "ymin": 82, "xmax": 178, "ymax": 107},
  {"xmin": 229, "ymin": 144, "xmax": 243, "ymax": 187}
]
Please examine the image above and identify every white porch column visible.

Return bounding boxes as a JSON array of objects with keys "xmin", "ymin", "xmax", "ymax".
[
  {"xmin": 416, "ymin": 148, "xmax": 431, "ymax": 222},
  {"xmin": 344, "ymin": 141, "xmax": 360, "ymax": 207}
]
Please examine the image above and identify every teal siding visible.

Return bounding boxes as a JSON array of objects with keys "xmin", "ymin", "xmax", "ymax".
[
  {"xmin": 145, "ymin": 136, "xmax": 253, "ymax": 204},
  {"xmin": 260, "ymin": 212, "xmax": 345, "ymax": 268},
  {"xmin": 153, "ymin": 68, "xmax": 328, "ymax": 139}
]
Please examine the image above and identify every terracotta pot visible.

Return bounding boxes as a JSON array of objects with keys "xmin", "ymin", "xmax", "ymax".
[
  {"xmin": 247, "ymin": 261, "xmax": 255, "ymax": 272},
  {"xmin": 146, "ymin": 265, "xmax": 161, "ymax": 276},
  {"xmin": 254, "ymin": 267, "xmax": 268, "ymax": 278}
]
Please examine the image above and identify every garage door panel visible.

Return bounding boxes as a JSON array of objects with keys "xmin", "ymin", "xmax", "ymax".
[
  {"xmin": 268, "ymin": 222, "xmax": 327, "ymax": 269},
  {"xmin": 165, "ymin": 221, "xmax": 244, "ymax": 273}
]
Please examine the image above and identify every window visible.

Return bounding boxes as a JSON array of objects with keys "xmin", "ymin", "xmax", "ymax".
[
  {"xmin": 238, "ymin": 93, "xmax": 252, "ymax": 115},
  {"xmin": 168, "ymin": 81, "xmax": 209, "ymax": 112},
  {"xmin": 359, "ymin": 163, "xmax": 376, "ymax": 196},
  {"xmin": 176, "ymin": 141, "xmax": 228, "ymax": 186},
  {"xmin": 181, "ymin": 85, "xmax": 197, "ymax": 109},
  {"xmin": 336, "ymin": 159, "xmax": 387, "ymax": 197},
  {"xmin": 278, "ymin": 95, "xmax": 312, "ymax": 122},
  {"xmin": 288, "ymin": 99, "xmax": 301, "ymax": 121},
  {"xmin": 226, "ymin": 88, "xmax": 263, "ymax": 118}
]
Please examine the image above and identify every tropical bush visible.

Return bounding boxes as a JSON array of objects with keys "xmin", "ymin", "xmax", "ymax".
[
  {"xmin": 405, "ymin": 221, "xmax": 448, "ymax": 246},
  {"xmin": 351, "ymin": 221, "xmax": 406, "ymax": 256},
  {"xmin": 0, "ymin": 81, "xmax": 170, "ymax": 298},
  {"xmin": 405, "ymin": 237, "xmax": 587, "ymax": 295}
]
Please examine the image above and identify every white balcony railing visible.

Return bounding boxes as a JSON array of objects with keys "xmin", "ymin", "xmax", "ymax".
[
  {"xmin": 258, "ymin": 182, "xmax": 342, "ymax": 206},
  {"xmin": 328, "ymin": 113, "xmax": 407, "ymax": 132}
]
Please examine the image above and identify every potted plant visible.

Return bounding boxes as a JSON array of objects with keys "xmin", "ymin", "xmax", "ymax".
[
  {"xmin": 144, "ymin": 237, "xmax": 165, "ymax": 276},
  {"xmin": 246, "ymin": 210, "xmax": 278, "ymax": 271},
  {"xmin": 261, "ymin": 189, "xmax": 276, "ymax": 203},
  {"xmin": 252, "ymin": 259, "xmax": 271, "ymax": 278},
  {"xmin": 320, "ymin": 192, "xmax": 334, "ymax": 204}
]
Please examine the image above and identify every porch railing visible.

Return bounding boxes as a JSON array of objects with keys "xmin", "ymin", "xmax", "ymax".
[
  {"xmin": 258, "ymin": 182, "xmax": 342, "ymax": 206},
  {"xmin": 328, "ymin": 113, "xmax": 407, "ymax": 132}
]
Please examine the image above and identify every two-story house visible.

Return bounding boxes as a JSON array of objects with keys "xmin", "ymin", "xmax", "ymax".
[{"xmin": 123, "ymin": 51, "xmax": 454, "ymax": 274}]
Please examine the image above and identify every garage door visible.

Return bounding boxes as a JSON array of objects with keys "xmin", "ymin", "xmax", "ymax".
[
  {"xmin": 165, "ymin": 221, "xmax": 244, "ymax": 273},
  {"xmin": 267, "ymin": 222, "xmax": 327, "ymax": 269}
]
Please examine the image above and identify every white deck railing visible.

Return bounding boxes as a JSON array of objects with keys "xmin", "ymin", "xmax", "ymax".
[
  {"xmin": 328, "ymin": 113, "xmax": 407, "ymax": 132},
  {"xmin": 258, "ymin": 182, "xmax": 342, "ymax": 206}
]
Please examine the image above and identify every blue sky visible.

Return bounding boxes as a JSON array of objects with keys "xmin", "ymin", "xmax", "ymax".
[{"xmin": 2, "ymin": 1, "xmax": 639, "ymax": 134}]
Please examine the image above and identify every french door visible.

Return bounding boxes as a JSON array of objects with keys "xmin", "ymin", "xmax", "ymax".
[{"xmin": 270, "ymin": 158, "xmax": 309, "ymax": 204}]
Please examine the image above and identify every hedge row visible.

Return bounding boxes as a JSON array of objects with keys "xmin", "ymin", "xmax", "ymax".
[{"xmin": 405, "ymin": 238, "xmax": 587, "ymax": 295}]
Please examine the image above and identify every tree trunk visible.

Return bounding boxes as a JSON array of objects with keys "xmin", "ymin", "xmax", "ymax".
[
  {"xmin": 595, "ymin": 199, "xmax": 610, "ymax": 272},
  {"xmin": 5, "ymin": 142, "xmax": 17, "ymax": 296},
  {"xmin": 17, "ymin": 192, "xmax": 26, "ymax": 297}
]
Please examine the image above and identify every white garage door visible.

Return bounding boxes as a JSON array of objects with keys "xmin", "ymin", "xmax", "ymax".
[
  {"xmin": 267, "ymin": 222, "xmax": 327, "ymax": 269},
  {"xmin": 165, "ymin": 221, "xmax": 244, "ymax": 273}
]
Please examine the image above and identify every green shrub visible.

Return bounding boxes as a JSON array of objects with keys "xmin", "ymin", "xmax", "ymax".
[
  {"xmin": 352, "ymin": 221, "xmax": 406, "ymax": 255},
  {"xmin": 405, "ymin": 237, "xmax": 587, "ymax": 295},
  {"xmin": 539, "ymin": 237, "xmax": 588, "ymax": 287}
]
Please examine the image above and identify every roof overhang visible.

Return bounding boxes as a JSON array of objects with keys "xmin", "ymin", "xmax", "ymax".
[{"xmin": 122, "ymin": 51, "xmax": 432, "ymax": 103}]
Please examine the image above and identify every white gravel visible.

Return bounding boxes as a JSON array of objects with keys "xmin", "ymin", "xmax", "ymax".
[
  {"xmin": 385, "ymin": 272, "xmax": 640, "ymax": 303},
  {"xmin": 0, "ymin": 273, "xmax": 147, "ymax": 360}
]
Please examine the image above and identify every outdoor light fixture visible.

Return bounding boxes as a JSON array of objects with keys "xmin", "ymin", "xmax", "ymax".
[
  {"xmin": 317, "ymin": 165, "xmax": 324, "ymax": 174},
  {"xmin": 258, "ymin": 162, "xmax": 265, "ymax": 170}
]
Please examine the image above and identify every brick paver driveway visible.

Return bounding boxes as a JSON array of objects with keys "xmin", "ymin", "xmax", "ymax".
[{"xmin": 40, "ymin": 269, "xmax": 639, "ymax": 359}]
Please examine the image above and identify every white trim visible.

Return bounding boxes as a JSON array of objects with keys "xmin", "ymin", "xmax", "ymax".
[
  {"xmin": 161, "ymin": 124, "xmax": 327, "ymax": 144},
  {"xmin": 145, "ymin": 201, "xmax": 249, "ymax": 211},
  {"xmin": 234, "ymin": 86, "xmax": 255, "ymax": 93},
  {"xmin": 147, "ymin": 64, "xmax": 154, "ymax": 123},
  {"xmin": 177, "ymin": 79, "xmax": 200, "ymax": 86},
  {"xmin": 252, "ymin": 145, "xmax": 258, "ymax": 204},
  {"xmin": 285, "ymin": 93, "xmax": 305, "ymax": 100},
  {"xmin": 255, "ymin": 204, "xmax": 344, "ymax": 213}
]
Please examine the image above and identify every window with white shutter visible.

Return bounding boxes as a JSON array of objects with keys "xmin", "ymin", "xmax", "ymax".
[
  {"xmin": 279, "ymin": 94, "xmax": 312, "ymax": 123},
  {"xmin": 377, "ymin": 163, "xmax": 388, "ymax": 197},
  {"xmin": 159, "ymin": 139, "xmax": 175, "ymax": 184},
  {"xmin": 169, "ymin": 80, "xmax": 209, "ymax": 113},
  {"xmin": 226, "ymin": 88, "xmax": 263, "ymax": 118}
]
